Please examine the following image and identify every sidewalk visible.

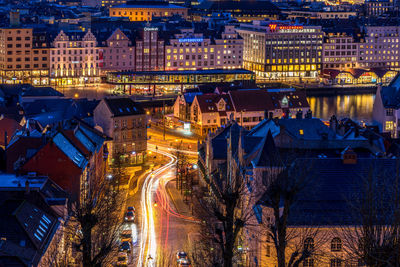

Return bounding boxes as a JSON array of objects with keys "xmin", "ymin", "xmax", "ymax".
[{"xmin": 165, "ymin": 180, "xmax": 192, "ymax": 216}]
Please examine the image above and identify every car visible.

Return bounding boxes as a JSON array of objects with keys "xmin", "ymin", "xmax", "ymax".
[
  {"xmin": 119, "ymin": 241, "xmax": 131, "ymax": 253},
  {"xmin": 178, "ymin": 259, "xmax": 191, "ymax": 267},
  {"xmin": 127, "ymin": 206, "xmax": 135, "ymax": 213},
  {"xmin": 176, "ymin": 251, "xmax": 187, "ymax": 261},
  {"xmin": 124, "ymin": 211, "xmax": 135, "ymax": 222},
  {"xmin": 116, "ymin": 252, "xmax": 128, "ymax": 267}
]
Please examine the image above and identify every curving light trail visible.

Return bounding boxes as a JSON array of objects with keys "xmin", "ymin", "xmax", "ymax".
[{"xmin": 137, "ymin": 147, "xmax": 176, "ymax": 267}]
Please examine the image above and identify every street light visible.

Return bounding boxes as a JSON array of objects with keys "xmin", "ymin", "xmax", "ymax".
[{"xmin": 106, "ymin": 174, "xmax": 113, "ymax": 180}]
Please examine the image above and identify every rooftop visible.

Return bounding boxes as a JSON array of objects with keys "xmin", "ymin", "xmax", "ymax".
[{"xmin": 104, "ymin": 97, "xmax": 145, "ymax": 117}]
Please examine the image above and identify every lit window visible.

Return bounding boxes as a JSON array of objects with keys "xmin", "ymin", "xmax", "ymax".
[
  {"xmin": 330, "ymin": 258, "xmax": 342, "ymax": 267},
  {"xmin": 385, "ymin": 121, "xmax": 394, "ymax": 131},
  {"xmin": 304, "ymin": 237, "xmax": 314, "ymax": 251},
  {"xmin": 299, "ymin": 129, "xmax": 304, "ymax": 135},
  {"xmin": 331, "ymin": 238, "xmax": 342, "ymax": 252},
  {"xmin": 304, "ymin": 258, "xmax": 314, "ymax": 267}
]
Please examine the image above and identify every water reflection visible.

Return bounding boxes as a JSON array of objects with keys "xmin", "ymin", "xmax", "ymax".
[{"xmin": 307, "ymin": 94, "xmax": 375, "ymax": 123}]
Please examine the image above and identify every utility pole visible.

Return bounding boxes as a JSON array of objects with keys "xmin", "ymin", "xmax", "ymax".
[{"xmin": 162, "ymin": 99, "xmax": 166, "ymax": 141}]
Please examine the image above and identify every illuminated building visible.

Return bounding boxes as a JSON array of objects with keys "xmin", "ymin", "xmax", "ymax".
[
  {"xmin": 192, "ymin": 1, "xmax": 280, "ymax": 23},
  {"xmin": 359, "ymin": 26, "xmax": 400, "ymax": 69},
  {"xmin": 187, "ymin": 89, "xmax": 309, "ymax": 135},
  {"xmin": 366, "ymin": 0, "xmax": 396, "ymax": 16},
  {"xmin": 0, "ymin": 13, "xmax": 50, "ymax": 85},
  {"xmin": 109, "ymin": 2, "xmax": 188, "ymax": 22},
  {"xmin": 373, "ymin": 75, "xmax": 400, "ymax": 138},
  {"xmin": 237, "ymin": 21, "xmax": 323, "ymax": 81},
  {"xmin": 82, "ymin": 0, "xmax": 127, "ymax": 7},
  {"xmin": 106, "ymin": 69, "xmax": 255, "ymax": 95},
  {"xmin": 101, "ymin": 28, "xmax": 135, "ymax": 73},
  {"xmin": 165, "ymin": 25, "xmax": 243, "ymax": 70},
  {"xmin": 323, "ymin": 32, "xmax": 360, "ymax": 70},
  {"xmin": 94, "ymin": 97, "xmax": 147, "ymax": 164},
  {"xmin": 134, "ymin": 27, "xmax": 164, "ymax": 71},
  {"xmin": 50, "ymin": 29, "xmax": 100, "ymax": 86}
]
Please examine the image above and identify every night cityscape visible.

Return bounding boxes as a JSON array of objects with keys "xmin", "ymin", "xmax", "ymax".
[{"xmin": 1, "ymin": 0, "xmax": 400, "ymax": 266}]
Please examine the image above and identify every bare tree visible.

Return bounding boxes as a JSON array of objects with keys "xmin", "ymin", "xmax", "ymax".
[
  {"xmin": 186, "ymin": 232, "xmax": 223, "ymax": 267},
  {"xmin": 196, "ymin": 162, "xmax": 252, "ymax": 267},
  {"xmin": 341, "ymin": 161, "xmax": 400, "ymax": 267},
  {"xmin": 175, "ymin": 140, "xmax": 190, "ymax": 192},
  {"xmin": 258, "ymin": 156, "xmax": 318, "ymax": 267},
  {"xmin": 69, "ymin": 173, "xmax": 123, "ymax": 267},
  {"xmin": 112, "ymin": 151, "xmax": 127, "ymax": 187}
]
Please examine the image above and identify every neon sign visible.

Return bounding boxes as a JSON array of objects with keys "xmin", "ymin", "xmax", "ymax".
[
  {"xmin": 178, "ymin": 38, "xmax": 204, "ymax": 43},
  {"xmin": 269, "ymin": 24, "xmax": 304, "ymax": 32}
]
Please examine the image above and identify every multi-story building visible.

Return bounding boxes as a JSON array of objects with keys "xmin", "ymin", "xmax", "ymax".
[
  {"xmin": 101, "ymin": 28, "xmax": 135, "ymax": 73},
  {"xmin": 373, "ymin": 74, "xmax": 400, "ymax": 138},
  {"xmin": 94, "ymin": 97, "xmax": 147, "ymax": 164},
  {"xmin": 135, "ymin": 26, "xmax": 164, "ymax": 71},
  {"xmin": 109, "ymin": 2, "xmax": 188, "ymax": 22},
  {"xmin": 323, "ymin": 32, "xmax": 359, "ymax": 70},
  {"xmin": 165, "ymin": 25, "xmax": 243, "ymax": 70},
  {"xmin": 82, "ymin": 0, "xmax": 126, "ymax": 7},
  {"xmin": 366, "ymin": 0, "xmax": 396, "ymax": 17},
  {"xmin": 50, "ymin": 29, "xmax": 100, "ymax": 86},
  {"xmin": 359, "ymin": 26, "xmax": 400, "ymax": 69},
  {"xmin": 0, "ymin": 26, "xmax": 50, "ymax": 85},
  {"xmin": 237, "ymin": 21, "xmax": 323, "ymax": 81},
  {"xmin": 188, "ymin": 89, "xmax": 310, "ymax": 135}
]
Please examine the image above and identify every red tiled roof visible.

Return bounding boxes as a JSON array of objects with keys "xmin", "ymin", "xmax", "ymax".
[
  {"xmin": 269, "ymin": 91, "xmax": 310, "ymax": 109},
  {"xmin": 229, "ymin": 90, "xmax": 275, "ymax": 112},
  {"xmin": 195, "ymin": 94, "xmax": 234, "ymax": 114},
  {"xmin": 0, "ymin": 117, "xmax": 22, "ymax": 146}
]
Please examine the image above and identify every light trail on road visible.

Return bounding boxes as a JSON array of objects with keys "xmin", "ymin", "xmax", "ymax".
[
  {"xmin": 137, "ymin": 147, "xmax": 176, "ymax": 267},
  {"xmin": 148, "ymin": 143, "xmax": 199, "ymax": 156}
]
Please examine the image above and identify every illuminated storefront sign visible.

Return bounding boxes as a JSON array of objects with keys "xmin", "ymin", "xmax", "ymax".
[
  {"xmin": 178, "ymin": 38, "xmax": 204, "ymax": 43},
  {"xmin": 144, "ymin": 27, "xmax": 158, "ymax": 31},
  {"xmin": 268, "ymin": 24, "xmax": 312, "ymax": 33}
]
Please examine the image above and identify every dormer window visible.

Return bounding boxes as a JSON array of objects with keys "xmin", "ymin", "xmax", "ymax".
[{"xmin": 386, "ymin": 108, "xmax": 394, "ymax": 116}]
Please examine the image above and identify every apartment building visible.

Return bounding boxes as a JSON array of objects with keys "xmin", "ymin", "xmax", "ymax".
[
  {"xmin": 165, "ymin": 25, "xmax": 243, "ymax": 70},
  {"xmin": 359, "ymin": 26, "xmax": 400, "ymax": 69},
  {"xmin": 50, "ymin": 29, "xmax": 100, "ymax": 86},
  {"xmin": 237, "ymin": 21, "xmax": 323, "ymax": 81},
  {"xmin": 101, "ymin": 28, "xmax": 135, "ymax": 73},
  {"xmin": 0, "ymin": 27, "xmax": 50, "ymax": 85},
  {"xmin": 323, "ymin": 33, "xmax": 359, "ymax": 70},
  {"xmin": 109, "ymin": 2, "xmax": 188, "ymax": 22},
  {"xmin": 94, "ymin": 97, "xmax": 147, "ymax": 164}
]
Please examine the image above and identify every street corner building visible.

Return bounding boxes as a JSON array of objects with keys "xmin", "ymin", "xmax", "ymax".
[{"xmin": 94, "ymin": 97, "xmax": 147, "ymax": 165}]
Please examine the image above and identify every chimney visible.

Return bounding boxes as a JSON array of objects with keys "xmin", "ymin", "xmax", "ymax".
[
  {"xmin": 296, "ymin": 110, "xmax": 303, "ymax": 119},
  {"xmin": 4, "ymin": 131, "xmax": 7, "ymax": 148},
  {"xmin": 264, "ymin": 110, "xmax": 269, "ymax": 120},
  {"xmin": 25, "ymin": 180, "xmax": 30, "ymax": 194},
  {"xmin": 269, "ymin": 112, "xmax": 273, "ymax": 120},
  {"xmin": 305, "ymin": 109, "xmax": 312, "ymax": 119},
  {"xmin": 329, "ymin": 115, "xmax": 338, "ymax": 132},
  {"xmin": 10, "ymin": 11, "xmax": 20, "ymax": 27},
  {"xmin": 341, "ymin": 146, "xmax": 357, "ymax": 164}
]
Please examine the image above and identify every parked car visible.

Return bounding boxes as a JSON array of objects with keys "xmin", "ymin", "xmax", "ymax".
[
  {"xmin": 124, "ymin": 211, "xmax": 135, "ymax": 222},
  {"xmin": 119, "ymin": 241, "xmax": 131, "ymax": 253},
  {"xmin": 116, "ymin": 252, "xmax": 128, "ymax": 267}
]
